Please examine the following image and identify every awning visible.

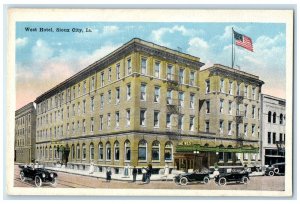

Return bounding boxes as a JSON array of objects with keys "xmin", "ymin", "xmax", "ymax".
[{"xmin": 176, "ymin": 144, "xmax": 259, "ymax": 153}]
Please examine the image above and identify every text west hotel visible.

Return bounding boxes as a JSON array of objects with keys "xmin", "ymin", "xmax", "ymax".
[{"xmin": 20, "ymin": 38, "xmax": 265, "ymax": 174}]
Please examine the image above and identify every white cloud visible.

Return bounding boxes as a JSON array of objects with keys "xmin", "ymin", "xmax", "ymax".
[
  {"xmin": 101, "ymin": 26, "xmax": 119, "ymax": 36},
  {"xmin": 32, "ymin": 39, "xmax": 54, "ymax": 62},
  {"xmin": 219, "ymin": 25, "xmax": 251, "ymax": 40},
  {"xmin": 16, "ymin": 37, "xmax": 28, "ymax": 47}
]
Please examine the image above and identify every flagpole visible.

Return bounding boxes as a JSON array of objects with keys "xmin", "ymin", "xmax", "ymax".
[{"xmin": 232, "ymin": 27, "xmax": 234, "ymax": 68}]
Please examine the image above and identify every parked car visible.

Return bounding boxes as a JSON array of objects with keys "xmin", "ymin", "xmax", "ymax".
[
  {"xmin": 19, "ymin": 164, "xmax": 58, "ymax": 187},
  {"xmin": 214, "ymin": 171, "xmax": 250, "ymax": 186},
  {"xmin": 174, "ymin": 171, "xmax": 210, "ymax": 185},
  {"xmin": 265, "ymin": 163, "xmax": 285, "ymax": 176}
]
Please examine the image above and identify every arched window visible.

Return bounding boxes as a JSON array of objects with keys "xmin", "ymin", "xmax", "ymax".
[
  {"xmin": 138, "ymin": 140, "xmax": 147, "ymax": 161},
  {"xmin": 49, "ymin": 146, "xmax": 52, "ymax": 159},
  {"xmin": 90, "ymin": 143, "xmax": 94, "ymax": 160},
  {"xmin": 71, "ymin": 144, "xmax": 75, "ymax": 159},
  {"xmin": 106, "ymin": 142, "xmax": 111, "ymax": 160},
  {"xmin": 82, "ymin": 143, "xmax": 86, "ymax": 160},
  {"xmin": 268, "ymin": 111, "xmax": 272, "ymax": 123},
  {"xmin": 152, "ymin": 140, "xmax": 160, "ymax": 161},
  {"xmin": 98, "ymin": 142, "xmax": 103, "ymax": 160},
  {"xmin": 164, "ymin": 141, "xmax": 173, "ymax": 161},
  {"xmin": 76, "ymin": 144, "xmax": 80, "ymax": 159},
  {"xmin": 114, "ymin": 141, "xmax": 120, "ymax": 161},
  {"xmin": 273, "ymin": 112, "xmax": 277, "ymax": 123},
  {"xmin": 124, "ymin": 140, "xmax": 131, "ymax": 161},
  {"xmin": 280, "ymin": 114, "xmax": 283, "ymax": 124}
]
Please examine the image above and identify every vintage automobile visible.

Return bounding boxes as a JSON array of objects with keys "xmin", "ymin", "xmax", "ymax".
[
  {"xmin": 19, "ymin": 164, "xmax": 58, "ymax": 187},
  {"xmin": 174, "ymin": 171, "xmax": 210, "ymax": 185},
  {"xmin": 265, "ymin": 162, "xmax": 285, "ymax": 176},
  {"xmin": 214, "ymin": 171, "xmax": 250, "ymax": 186}
]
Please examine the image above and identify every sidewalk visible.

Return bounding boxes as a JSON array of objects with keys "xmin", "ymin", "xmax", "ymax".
[{"xmin": 45, "ymin": 166, "xmax": 175, "ymax": 182}]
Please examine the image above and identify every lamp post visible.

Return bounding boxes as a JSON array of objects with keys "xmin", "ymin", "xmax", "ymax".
[{"xmin": 193, "ymin": 150, "xmax": 200, "ymax": 171}]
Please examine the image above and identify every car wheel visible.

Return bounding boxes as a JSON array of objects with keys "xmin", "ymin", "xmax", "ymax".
[
  {"xmin": 274, "ymin": 168, "xmax": 279, "ymax": 174},
  {"xmin": 218, "ymin": 177, "xmax": 226, "ymax": 186},
  {"xmin": 242, "ymin": 176, "xmax": 249, "ymax": 184},
  {"xmin": 20, "ymin": 172, "xmax": 25, "ymax": 182},
  {"xmin": 50, "ymin": 177, "xmax": 57, "ymax": 186},
  {"xmin": 180, "ymin": 177, "xmax": 188, "ymax": 186},
  {"xmin": 268, "ymin": 171, "xmax": 274, "ymax": 176},
  {"xmin": 203, "ymin": 176, "xmax": 209, "ymax": 184},
  {"xmin": 35, "ymin": 176, "xmax": 42, "ymax": 188}
]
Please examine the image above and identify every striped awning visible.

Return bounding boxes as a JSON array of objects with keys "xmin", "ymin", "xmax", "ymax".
[{"xmin": 176, "ymin": 144, "xmax": 258, "ymax": 153}]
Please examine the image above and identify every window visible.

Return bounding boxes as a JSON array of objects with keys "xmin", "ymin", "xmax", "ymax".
[
  {"xmin": 107, "ymin": 113, "xmax": 111, "ymax": 127},
  {"xmin": 179, "ymin": 115, "xmax": 183, "ymax": 130},
  {"xmin": 189, "ymin": 116, "xmax": 195, "ymax": 131},
  {"xmin": 77, "ymin": 121, "xmax": 80, "ymax": 133},
  {"xmin": 167, "ymin": 90, "xmax": 172, "ymax": 105},
  {"xmin": 258, "ymin": 108, "xmax": 260, "ymax": 119},
  {"xmin": 206, "ymin": 100, "xmax": 210, "ymax": 114},
  {"xmin": 108, "ymin": 68, "xmax": 112, "ymax": 82},
  {"xmin": 219, "ymin": 120, "xmax": 224, "ymax": 134},
  {"xmin": 90, "ymin": 117, "xmax": 94, "ymax": 132},
  {"xmin": 101, "ymin": 72, "xmax": 104, "ymax": 87},
  {"xmin": 179, "ymin": 92, "xmax": 184, "ymax": 107},
  {"xmin": 140, "ymin": 109, "xmax": 146, "ymax": 126},
  {"xmin": 116, "ymin": 63, "xmax": 120, "ymax": 80},
  {"xmin": 98, "ymin": 143, "xmax": 103, "ymax": 160},
  {"xmin": 114, "ymin": 141, "xmax": 120, "ymax": 161},
  {"xmin": 273, "ymin": 133, "xmax": 276, "ymax": 144},
  {"xmin": 127, "ymin": 58, "xmax": 132, "ymax": 75},
  {"xmin": 167, "ymin": 65, "xmax": 173, "ymax": 80},
  {"xmin": 72, "ymin": 104, "xmax": 75, "ymax": 116},
  {"xmin": 179, "ymin": 68, "xmax": 184, "ymax": 84},
  {"xmin": 280, "ymin": 114, "xmax": 283, "ymax": 124},
  {"xmin": 115, "ymin": 112, "xmax": 120, "ymax": 128},
  {"xmin": 127, "ymin": 84, "xmax": 131, "ymax": 100},
  {"xmin": 252, "ymin": 106, "xmax": 255, "ymax": 118},
  {"xmin": 228, "ymin": 121, "xmax": 232, "ymax": 135},
  {"xmin": 237, "ymin": 83, "xmax": 241, "ymax": 95},
  {"xmin": 205, "ymin": 121, "xmax": 209, "ymax": 132},
  {"xmin": 67, "ymin": 123, "xmax": 70, "ymax": 135},
  {"xmin": 273, "ymin": 112, "xmax": 277, "ymax": 123},
  {"xmin": 229, "ymin": 81, "xmax": 233, "ymax": 95},
  {"xmin": 154, "ymin": 86, "xmax": 160, "ymax": 102},
  {"xmin": 244, "ymin": 104, "xmax": 248, "ymax": 117},
  {"xmin": 125, "ymin": 140, "xmax": 131, "ymax": 161},
  {"xmin": 268, "ymin": 132, "xmax": 271, "ymax": 144},
  {"xmin": 100, "ymin": 94, "xmax": 104, "ymax": 109},
  {"xmin": 220, "ymin": 78, "xmax": 224, "ymax": 92},
  {"xmin": 244, "ymin": 124, "xmax": 248, "ymax": 136},
  {"xmin": 83, "ymin": 81, "xmax": 86, "ymax": 94},
  {"xmin": 106, "ymin": 142, "xmax": 111, "ymax": 160},
  {"xmin": 154, "ymin": 111, "xmax": 160, "ymax": 127},
  {"xmin": 228, "ymin": 101, "xmax": 232, "ymax": 115},
  {"xmin": 166, "ymin": 113, "xmax": 171, "ymax": 128},
  {"xmin": 244, "ymin": 85, "xmax": 248, "ymax": 98},
  {"xmin": 82, "ymin": 144, "xmax": 86, "ymax": 160},
  {"xmin": 220, "ymin": 99, "xmax": 224, "ymax": 113},
  {"xmin": 82, "ymin": 119, "xmax": 86, "ymax": 133},
  {"xmin": 165, "ymin": 142, "xmax": 173, "ymax": 161},
  {"xmin": 279, "ymin": 133, "xmax": 283, "ymax": 142},
  {"xmin": 190, "ymin": 93, "xmax": 195, "ymax": 109},
  {"xmin": 77, "ymin": 102, "xmax": 80, "ymax": 114},
  {"xmin": 91, "ymin": 77, "xmax": 95, "ymax": 91},
  {"xmin": 90, "ymin": 143, "xmax": 94, "ymax": 160},
  {"xmin": 141, "ymin": 58, "xmax": 147, "ymax": 74},
  {"xmin": 138, "ymin": 140, "xmax": 147, "ymax": 161},
  {"xmin": 76, "ymin": 144, "xmax": 80, "ymax": 159},
  {"xmin": 116, "ymin": 87, "xmax": 120, "ymax": 104},
  {"xmin": 152, "ymin": 141, "xmax": 160, "ymax": 161},
  {"xmin": 140, "ymin": 84, "xmax": 146, "ymax": 101},
  {"xmin": 99, "ymin": 115, "xmax": 103, "ymax": 130},
  {"xmin": 73, "ymin": 86, "xmax": 76, "ymax": 99},
  {"xmin": 91, "ymin": 97, "xmax": 94, "ymax": 112},
  {"xmin": 50, "ymin": 146, "xmax": 53, "ymax": 159},
  {"xmin": 108, "ymin": 90, "xmax": 111, "ymax": 103},
  {"xmin": 155, "ymin": 61, "xmax": 160, "ymax": 78},
  {"xmin": 218, "ymin": 145, "xmax": 224, "ymax": 161},
  {"xmin": 83, "ymin": 100, "xmax": 86, "ymax": 114},
  {"xmin": 268, "ymin": 111, "xmax": 272, "ymax": 122},
  {"xmin": 126, "ymin": 109, "xmax": 130, "ymax": 126},
  {"xmin": 190, "ymin": 71, "xmax": 195, "ymax": 86},
  {"xmin": 252, "ymin": 87, "xmax": 256, "ymax": 100},
  {"xmin": 72, "ymin": 122, "xmax": 75, "ymax": 134}
]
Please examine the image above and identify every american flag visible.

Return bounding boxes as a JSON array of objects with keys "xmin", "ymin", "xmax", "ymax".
[{"xmin": 233, "ymin": 30, "xmax": 253, "ymax": 52}]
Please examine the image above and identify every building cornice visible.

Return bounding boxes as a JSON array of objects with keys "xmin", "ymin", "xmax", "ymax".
[
  {"xmin": 15, "ymin": 102, "xmax": 35, "ymax": 116},
  {"xmin": 35, "ymin": 38, "xmax": 205, "ymax": 103}
]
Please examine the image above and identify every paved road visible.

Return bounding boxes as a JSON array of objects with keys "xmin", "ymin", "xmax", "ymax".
[{"xmin": 14, "ymin": 166, "xmax": 285, "ymax": 190}]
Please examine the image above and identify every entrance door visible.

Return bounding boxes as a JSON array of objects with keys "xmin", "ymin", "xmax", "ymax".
[{"xmin": 194, "ymin": 156, "xmax": 202, "ymax": 171}]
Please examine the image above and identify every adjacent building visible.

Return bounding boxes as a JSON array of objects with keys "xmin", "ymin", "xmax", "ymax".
[
  {"xmin": 33, "ymin": 38, "xmax": 264, "ymax": 174},
  {"xmin": 15, "ymin": 102, "xmax": 36, "ymax": 163},
  {"xmin": 260, "ymin": 94, "xmax": 286, "ymax": 166}
]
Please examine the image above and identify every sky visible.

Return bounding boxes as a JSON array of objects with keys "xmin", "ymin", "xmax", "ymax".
[{"xmin": 15, "ymin": 22, "xmax": 286, "ymax": 109}]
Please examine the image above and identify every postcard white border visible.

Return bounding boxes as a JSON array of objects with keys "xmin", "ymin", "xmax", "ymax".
[{"xmin": 6, "ymin": 8, "xmax": 293, "ymax": 197}]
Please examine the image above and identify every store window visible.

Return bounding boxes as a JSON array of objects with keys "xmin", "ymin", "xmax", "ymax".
[
  {"xmin": 164, "ymin": 141, "xmax": 173, "ymax": 161},
  {"xmin": 152, "ymin": 141, "xmax": 160, "ymax": 161},
  {"xmin": 106, "ymin": 142, "xmax": 111, "ymax": 161},
  {"xmin": 114, "ymin": 141, "xmax": 120, "ymax": 161},
  {"xmin": 98, "ymin": 142, "xmax": 103, "ymax": 160},
  {"xmin": 125, "ymin": 140, "xmax": 131, "ymax": 161},
  {"xmin": 138, "ymin": 140, "xmax": 147, "ymax": 161}
]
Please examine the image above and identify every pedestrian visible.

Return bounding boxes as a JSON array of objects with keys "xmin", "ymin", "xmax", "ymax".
[
  {"xmin": 106, "ymin": 167, "xmax": 112, "ymax": 182},
  {"xmin": 145, "ymin": 164, "xmax": 152, "ymax": 184},
  {"xmin": 89, "ymin": 162, "xmax": 94, "ymax": 174},
  {"xmin": 132, "ymin": 166, "xmax": 137, "ymax": 182},
  {"xmin": 141, "ymin": 167, "xmax": 147, "ymax": 182}
]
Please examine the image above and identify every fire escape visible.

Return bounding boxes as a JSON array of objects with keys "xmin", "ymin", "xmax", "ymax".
[
  {"xmin": 166, "ymin": 71, "xmax": 182, "ymax": 140},
  {"xmin": 235, "ymin": 88, "xmax": 245, "ymax": 147}
]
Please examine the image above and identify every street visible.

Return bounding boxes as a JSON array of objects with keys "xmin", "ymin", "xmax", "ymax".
[{"xmin": 14, "ymin": 165, "xmax": 285, "ymax": 190}]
